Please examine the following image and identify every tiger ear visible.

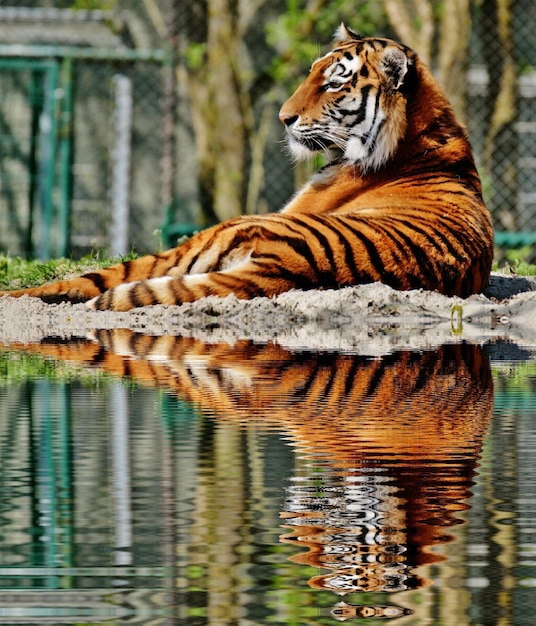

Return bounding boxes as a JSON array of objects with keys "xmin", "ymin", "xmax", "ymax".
[
  {"xmin": 333, "ymin": 23, "xmax": 361, "ymax": 44},
  {"xmin": 381, "ymin": 47, "xmax": 410, "ymax": 90}
]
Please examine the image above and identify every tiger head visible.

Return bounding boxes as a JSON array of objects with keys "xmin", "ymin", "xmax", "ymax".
[{"xmin": 279, "ymin": 24, "xmax": 417, "ymax": 172}]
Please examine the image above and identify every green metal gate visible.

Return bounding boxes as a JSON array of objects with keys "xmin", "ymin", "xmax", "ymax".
[{"xmin": 0, "ymin": 57, "xmax": 72, "ymax": 259}]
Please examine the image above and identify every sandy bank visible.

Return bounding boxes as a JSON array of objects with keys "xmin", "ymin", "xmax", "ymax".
[{"xmin": 1, "ymin": 272, "xmax": 535, "ymax": 356}]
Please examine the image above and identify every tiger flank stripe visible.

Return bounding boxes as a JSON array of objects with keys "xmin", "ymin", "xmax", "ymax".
[{"xmin": 0, "ymin": 24, "xmax": 493, "ymax": 311}]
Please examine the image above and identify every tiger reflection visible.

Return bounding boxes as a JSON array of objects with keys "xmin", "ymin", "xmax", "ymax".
[{"xmin": 4, "ymin": 333, "xmax": 493, "ymax": 600}]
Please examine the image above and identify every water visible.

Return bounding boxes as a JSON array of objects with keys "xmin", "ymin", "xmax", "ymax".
[{"xmin": 0, "ymin": 334, "xmax": 535, "ymax": 625}]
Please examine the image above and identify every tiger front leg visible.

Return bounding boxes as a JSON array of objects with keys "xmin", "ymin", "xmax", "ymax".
[
  {"xmin": 85, "ymin": 266, "xmax": 304, "ymax": 311},
  {"xmin": 87, "ymin": 276, "xmax": 179, "ymax": 310},
  {"xmin": 85, "ymin": 275, "xmax": 233, "ymax": 311}
]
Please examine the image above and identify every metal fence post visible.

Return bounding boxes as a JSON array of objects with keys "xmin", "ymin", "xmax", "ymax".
[
  {"xmin": 37, "ymin": 59, "xmax": 60, "ymax": 260},
  {"xmin": 110, "ymin": 73, "xmax": 133, "ymax": 258},
  {"xmin": 57, "ymin": 56, "xmax": 73, "ymax": 259}
]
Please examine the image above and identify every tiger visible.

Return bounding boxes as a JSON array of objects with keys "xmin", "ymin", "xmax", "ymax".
[
  {"xmin": 0, "ymin": 24, "xmax": 493, "ymax": 311},
  {"xmin": 2, "ymin": 335, "xmax": 493, "ymax": 599}
]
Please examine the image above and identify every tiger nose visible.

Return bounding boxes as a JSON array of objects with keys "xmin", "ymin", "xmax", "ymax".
[{"xmin": 279, "ymin": 112, "xmax": 299, "ymax": 127}]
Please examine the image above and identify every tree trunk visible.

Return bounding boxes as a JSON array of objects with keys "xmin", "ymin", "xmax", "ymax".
[
  {"xmin": 482, "ymin": 0, "xmax": 518, "ymax": 229},
  {"xmin": 384, "ymin": 0, "xmax": 472, "ymax": 120},
  {"xmin": 383, "ymin": 0, "xmax": 434, "ymax": 64},
  {"xmin": 438, "ymin": 0, "xmax": 471, "ymax": 120},
  {"xmin": 205, "ymin": 0, "xmax": 248, "ymax": 221}
]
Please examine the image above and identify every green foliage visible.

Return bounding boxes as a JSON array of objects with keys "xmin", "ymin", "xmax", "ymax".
[
  {"xmin": 504, "ymin": 246, "xmax": 536, "ymax": 274},
  {"xmin": 70, "ymin": 0, "xmax": 116, "ymax": 9},
  {"xmin": 266, "ymin": 0, "xmax": 389, "ymax": 85},
  {"xmin": 186, "ymin": 43, "xmax": 208, "ymax": 72},
  {"xmin": 493, "ymin": 247, "xmax": 536, "ymax": 276}
]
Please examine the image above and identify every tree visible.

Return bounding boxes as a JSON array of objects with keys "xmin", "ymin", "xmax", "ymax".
[
  {"xmin": 478, "ymin": 0, "xmax": 519, "ymax": 231},
  {"xmin": 383, "ymin": 0, "xmax": 472, "ymax": 119},
  {"xmin": 179, "ymin": 0, "xmax": 267, "ymax": 222}
]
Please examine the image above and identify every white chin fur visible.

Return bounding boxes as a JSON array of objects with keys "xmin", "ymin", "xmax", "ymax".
[
  {"xmin": 287, "ymin": 137, "xmax": 316, "ymax": 161},
  {"xmin": 344, "ymin": 137, "xmax": 369, "ymax": 164},
  {"xmin": 287, "ymin": 129, "xmax": 396, "ymax": 171}
]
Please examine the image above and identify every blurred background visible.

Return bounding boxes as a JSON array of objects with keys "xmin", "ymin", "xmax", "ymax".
[{"xmin": 0, "ymin": 0, "xmax": 534, "ymax": 262}]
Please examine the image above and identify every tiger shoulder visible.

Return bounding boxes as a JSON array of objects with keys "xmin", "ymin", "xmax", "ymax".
[{"xmin": 0, "ymin": 24, "xmax": 493, "ymax": 311}]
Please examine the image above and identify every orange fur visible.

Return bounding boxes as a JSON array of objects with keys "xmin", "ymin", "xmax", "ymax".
[{"xmin": 1, "ymin": 27, "xmax": 493, "ymax": 310}]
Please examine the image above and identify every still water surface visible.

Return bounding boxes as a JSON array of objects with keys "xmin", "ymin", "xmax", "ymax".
[{"xmin": 0, "ymin": 334, "xmax": 535, "ymax": 625}]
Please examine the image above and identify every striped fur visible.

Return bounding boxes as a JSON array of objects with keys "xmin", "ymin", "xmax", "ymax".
[{"xmin": 1, "ymin": 26, "xmax": 493, "ymax": 311}]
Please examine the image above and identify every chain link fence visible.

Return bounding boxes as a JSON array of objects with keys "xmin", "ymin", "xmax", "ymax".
[
  {"xmin": 0, "ymin": 1, "xmax": 534, "ymax": 261},
  {"xmin": 0, "ymin": 4, "xmax": 168, "ymax": 257},
  {"xmin": 466, "ymin": 0, "xmax": 536, "ymax": 259}
]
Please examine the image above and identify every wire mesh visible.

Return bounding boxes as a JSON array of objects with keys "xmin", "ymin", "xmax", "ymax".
[{"xmin": 0, "ymin": 65, "xmax": 36, "ymax": 256}]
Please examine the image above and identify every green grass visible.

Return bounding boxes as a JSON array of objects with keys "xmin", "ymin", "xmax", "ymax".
[
  {"xmin": 495, "ymin": 260, "xmax": 536, "ymax": 276},
  {"xmin": 493, "ymin": 246, "xmax": 536, "ymax": 276},
  {"xmin": 0, "ymin": 251, "xmax": 137, "ymax": 291}
]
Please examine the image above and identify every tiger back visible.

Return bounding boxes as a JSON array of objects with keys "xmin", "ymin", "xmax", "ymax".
[{"xmin": 1, "ymin": 25, "xmax": 493, "ymax": 310}]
